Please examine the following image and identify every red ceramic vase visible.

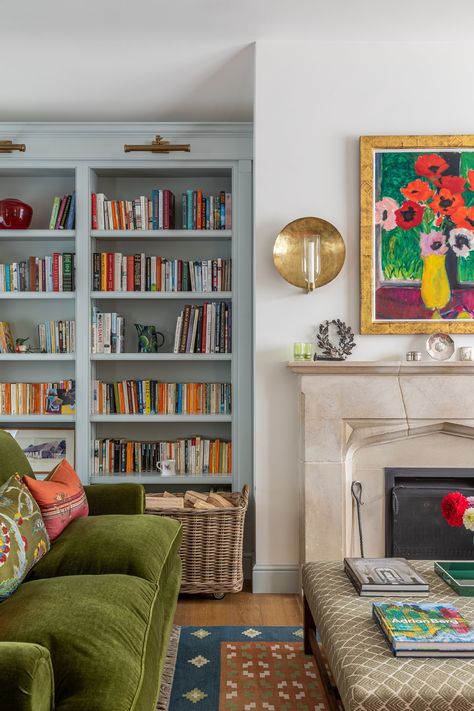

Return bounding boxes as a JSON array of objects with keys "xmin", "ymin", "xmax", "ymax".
[{"xmin": 0, "ymin": 199, "xmax": 33, "ymax": 229}]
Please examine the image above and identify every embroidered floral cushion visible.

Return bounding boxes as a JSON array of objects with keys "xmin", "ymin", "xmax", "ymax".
[
  {"xmin": 0, "ymin": 473, "xmax": 50, "ymax": 602},
  {"xmin": 23, "ymin": 459, "xmax": 88, "ymax": 541}
]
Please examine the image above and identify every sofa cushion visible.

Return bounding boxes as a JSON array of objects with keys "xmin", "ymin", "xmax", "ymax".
[
  {"xmin": 27, "ymin": 513, "xmax": 181, "ymax": 587},
  {"xmin": 0, "ymin": 474, "xmax": 50, "ymax": 601},
  {"xmin": 0, "ymin": 430, "xmax": 34, "ymax": 486},
  {"xmin": 0, "ymin": 572, "xmax": 179, "ymax": 711},
  {"xmin": 23, "ymin": 459, "xmax": 89, "ymax": 541}
]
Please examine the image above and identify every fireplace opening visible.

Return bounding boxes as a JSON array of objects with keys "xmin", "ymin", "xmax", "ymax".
[{"xmin": 385, "ymin": 468, "xmax": 474, "ymax": 559}]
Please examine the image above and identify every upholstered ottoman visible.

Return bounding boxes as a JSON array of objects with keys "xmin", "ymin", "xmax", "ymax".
[{"xmin": 303, "ymin": 560, "xmax": 474, "ymax": 711}]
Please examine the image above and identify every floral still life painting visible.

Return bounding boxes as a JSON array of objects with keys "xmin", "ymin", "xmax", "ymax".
[{"xmin": 361, "ymin": 135, "xmax": 474, "ymax": 333}]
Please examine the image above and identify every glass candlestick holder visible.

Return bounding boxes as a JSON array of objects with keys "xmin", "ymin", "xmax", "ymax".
[{"xmin": 293, "ymin": 342, "xmax": 312, "ymax": 361}]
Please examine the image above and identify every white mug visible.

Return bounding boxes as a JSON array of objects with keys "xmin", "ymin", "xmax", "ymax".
[{"xmin": 157, "ymin": 459, "xmax": 176, "ymax": 477}]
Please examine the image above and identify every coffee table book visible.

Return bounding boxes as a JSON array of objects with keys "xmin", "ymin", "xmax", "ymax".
[
  {"xmin": 373, "ymin": 601, "xmax": 474, "ymax": 658},
  {"xmin": 344, "ymin": 558, "xmax": 429, "ymax": 596}
]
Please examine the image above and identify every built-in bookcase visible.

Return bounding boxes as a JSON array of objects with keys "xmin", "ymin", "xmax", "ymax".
[{"xmin": 0, "ymin": 125, "xmax": 252, "ymax": 506}]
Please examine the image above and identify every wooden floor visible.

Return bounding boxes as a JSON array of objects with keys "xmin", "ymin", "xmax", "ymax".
[{"xmin": 174, "ymin": 584, "xmax": 303, "ymax": 627}]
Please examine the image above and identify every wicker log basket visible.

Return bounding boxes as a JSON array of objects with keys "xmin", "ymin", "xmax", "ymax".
[{"xmin": 148, "ymin": 485, "xmax": 249, "ymax": 597}]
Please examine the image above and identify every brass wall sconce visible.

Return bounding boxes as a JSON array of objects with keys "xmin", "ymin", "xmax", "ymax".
[
  {"xmin": 124, "ymin": 135, "xmax": 190, "ymax": 154},
  {"xmin": 273, "ymin": 217, "xmax": 345, "ymax": 293}
]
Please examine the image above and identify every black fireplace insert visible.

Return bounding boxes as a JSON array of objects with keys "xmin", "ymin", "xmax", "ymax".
[{"xmin": 385, "ymin": 468, "xmax": 474, "ymax": 560}]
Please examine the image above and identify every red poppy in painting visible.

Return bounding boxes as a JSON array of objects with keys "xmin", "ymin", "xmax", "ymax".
[
  {"xmin": 468, "ymin": 169, "xmax": 474, "ymax": 191},
  {"xmin": 434, "ymin": 175, "xmax": 466, "ymax": 193},
  {"xmin": 452, "ymin": 206, "xmax": 474, "ymax": 230},
  {"xmin": 394, "ymin": 200, "xmax": 424, "ymax": 229},
  {"xmin": 430, "ymin": 188, "xmax": 464, "ymax": 216},
  {"xmin": 414, "ymin": 153, "xmax": 449, "ymax": 180},
  {"xmin": 400, "ymin": 179, "xmax": 433, "ymax": 203}
]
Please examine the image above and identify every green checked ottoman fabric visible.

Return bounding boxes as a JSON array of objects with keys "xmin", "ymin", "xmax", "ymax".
[{"xmin": 303, "ymin": 560, "xmax": 474, "ymax": 711}]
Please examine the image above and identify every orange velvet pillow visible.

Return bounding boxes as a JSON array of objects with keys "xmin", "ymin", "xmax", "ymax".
[{"xmin": 23, "ymin": 459, "xmax": 89, "ymax": 541}]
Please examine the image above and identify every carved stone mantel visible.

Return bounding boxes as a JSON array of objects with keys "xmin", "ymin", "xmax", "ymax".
[{"xmin": 288, "ymin": 360, "xmax": 474, "ymax": 563}]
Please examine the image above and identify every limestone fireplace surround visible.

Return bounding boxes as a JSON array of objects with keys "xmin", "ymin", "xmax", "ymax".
[{"xmin": 288, "ymin": 361, "xmax": 474, "ymax": 565}]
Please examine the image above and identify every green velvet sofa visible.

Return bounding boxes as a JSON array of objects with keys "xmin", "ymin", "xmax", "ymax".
[{"xmin": 0, "ymin": 430, "xmax": 182, "ymax": 711}]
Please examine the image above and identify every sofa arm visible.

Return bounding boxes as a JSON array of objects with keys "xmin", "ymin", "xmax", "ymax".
[
  {"xmin": 0, "ymin": 642, "xmax": 54, "ymax": 711},
  {"xmin": 84, "ymin": 483, "xmax": 145, "ymax": 515}
]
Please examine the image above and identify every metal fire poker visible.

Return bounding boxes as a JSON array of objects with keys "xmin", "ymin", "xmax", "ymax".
[{"xmin": 351, "ymin": 481, "xmax": 365, "ymax": 558}]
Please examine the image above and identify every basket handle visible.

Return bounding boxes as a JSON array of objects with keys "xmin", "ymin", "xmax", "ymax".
[{"xmin": 241, "ymin": 484, "xmax": 249, "ymax": 506}]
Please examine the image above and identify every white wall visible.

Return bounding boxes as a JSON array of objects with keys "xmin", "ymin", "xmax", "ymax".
[{"xmin": 253, "ymin": 41, "xmax": 474, "ymax": 592}]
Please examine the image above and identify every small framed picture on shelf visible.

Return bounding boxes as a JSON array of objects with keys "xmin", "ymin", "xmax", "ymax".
[{"xmin": 5, "ymin": 428, "xmax": 75, "ymax": 477}]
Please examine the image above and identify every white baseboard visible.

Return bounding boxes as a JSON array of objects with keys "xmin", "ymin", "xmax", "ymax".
[{"xmin": 252, "ymin": 564, "xmax": 300, "ymax": 593}]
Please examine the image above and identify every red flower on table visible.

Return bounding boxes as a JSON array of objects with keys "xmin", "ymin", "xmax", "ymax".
[
  {"xmin": 415, "ymin": 154, "xmax": 449, "ymax": 180},
  {"xmin": 394, "ymin": 200, "xmax": 424, "ymax": 229},
  {"xmin": 441, "ymin": 491, "xmax": 469, "ymax": 527},
  {"xmin": 434, "ymin": 175, "xmax": 466, "ymax": 193},
  {"xmin": 400, "ymin": 179, "xmax": 434, "ymax": 203},
  {"xmin": 452, "ymin": 206, "xmax": 474, "ymax": 230},
  {"xmin": 430, "ymin": 188, "xmax": 464, "ymax": 217}
]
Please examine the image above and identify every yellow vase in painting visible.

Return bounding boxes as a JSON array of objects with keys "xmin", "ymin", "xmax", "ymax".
[{"xmin": 421, "ymin": 254, "xmax": 450, "ymax": 311}]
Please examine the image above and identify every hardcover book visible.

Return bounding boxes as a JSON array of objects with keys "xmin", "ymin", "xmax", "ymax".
[
  {"xmin": 373, "ymin": 601, "xmax": 474, "ymax": 656},
  {"xmin": 345, "ymin": 558, "xmax": 429, "ymax": 592}
]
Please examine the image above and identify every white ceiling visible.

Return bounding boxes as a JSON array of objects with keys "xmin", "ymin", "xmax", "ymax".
[{"xmin": 2, "ymin": 0, "xmax": 474, "ymax": 122}]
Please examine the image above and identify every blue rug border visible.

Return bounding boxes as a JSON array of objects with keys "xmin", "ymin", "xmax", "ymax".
[{"xmin": 171, "ymin": 625, "xmax": 304, "ymax": 710}]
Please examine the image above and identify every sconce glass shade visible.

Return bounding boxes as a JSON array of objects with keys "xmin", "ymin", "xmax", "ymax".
[{"xmin": 273, "ymin": 217, "xmax": 345, "ymax": 292}]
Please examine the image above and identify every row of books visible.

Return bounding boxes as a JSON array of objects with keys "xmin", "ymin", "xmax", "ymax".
[
  {"xmin": 92, "ymin": 253, "xmax": 231, "ymax": 293},
  {"xmin": 0, "ymin": 322, "xmax": 14, "ymax": 353},
  {"xmin": 91, "ymin": 380, "xmax": 231, "ymax": 415},
  {"xmin": 93, "ymin": 437, "xmax": 232, "ymax": 475},
  {"xmin": 91, "ymin": 191, "xmax": 175, "ymax": 231},
  {"xmin": 173, "ymin": 302, "xmax": 231, "ymax": 354},
  {"xmin": 0, "ymin": 253, "xmax": 75, "ymax": 292},
  {"xmin": 0, "ymin": 381, "xmax": 75, "ymax": 415},
  {"xmin": 49, "ymin": 193, "xmax": 76, "ymax": 230},
  {"xmin": 182, "ymin": 190, "xmax": 231, "ymax": 230},
  {"xmin": 38, "ymin": 320, "xmax": 76, "ymax": 354},
  {"xmin": 91, "ymin": 310, "xmax": 125, "ymax": 353}
]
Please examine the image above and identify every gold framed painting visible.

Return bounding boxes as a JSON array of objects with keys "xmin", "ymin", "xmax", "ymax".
[{"xmin": 361, "ymin": 135, "xmax": 474, "ymax": 334}]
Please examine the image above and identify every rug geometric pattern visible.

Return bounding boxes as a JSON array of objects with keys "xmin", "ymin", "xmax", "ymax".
[{"xmin": 168, "ymin": 626, "xmax": 329, "ymax": 711}]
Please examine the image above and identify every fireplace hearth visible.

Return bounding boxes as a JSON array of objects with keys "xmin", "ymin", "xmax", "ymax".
[{"xmin": 386, "ymin": 468, "xmax": 474, "ymax": 560}]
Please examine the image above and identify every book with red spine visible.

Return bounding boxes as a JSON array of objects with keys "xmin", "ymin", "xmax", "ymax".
[
  {"xmin": 196, "ymin": 190, "xmax": 203, "ymax": 230},
  {"xmin": 126, "ymin": 255, "xmax": 134, "ymax": 291},
  {"xmin": 55, "ymin": 196, "xmax": 68, "ymax": 229},
  {"xmin": 106, "ymin": 252, "xmax": 114, "ymax": 291},
  {"xmin": 52, "ymin": 253, "xmax": 60, "ymax": 291},
  {"xmin": 91, "ymin": 193, "xmax": 98, "ymax": 229},
  {"xmin": 59, "ymin": 195, "xmax": 71, "ymax": 229}
]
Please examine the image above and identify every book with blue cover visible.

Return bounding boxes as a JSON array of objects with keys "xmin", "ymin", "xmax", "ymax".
[{"xmin": 373, "ymin": 601, "xmax": 474, "ymax": 657}]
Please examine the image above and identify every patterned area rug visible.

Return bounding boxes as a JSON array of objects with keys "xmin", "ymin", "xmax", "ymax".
[{"xmin": 157, "ymin": 626, "xmax": 329, "ymax": 711}]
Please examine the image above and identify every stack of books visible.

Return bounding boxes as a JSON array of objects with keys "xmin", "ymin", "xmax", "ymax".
[
  {"xmin": 344, "ymin": 558, "xmax": 429, "ymax": 597},
  {"xmin": 38, "ymin": 320, "xmax": 75, "ymax": 353},
  {"xmin": 181, "ymin": 190, "xmax": 231, "ymax": 230},
  {"xmin": 373, "ymin": 602, "xmax": 474, "ymax": 657},
  {"xmin": 91, "ymin": 310, "xmax": 125, "ymax": 353},
  {"xmin": 0, "ymin": 253, "xmax": 75, "ymax": 292},
  {"xmin": 49, "ymin": 193, "xmax": 76, "ymax": 230},
  {"xmin": 91, "ymin": 191, "xmax": 175, "ymax": 230},
  {"xmin": 92, "ymin": 253, "xmax": 231, "ymax": 293},
  {"xmin": 91, "ymin": 379, "xmax": 231, "ymax": 416},
  {"xmin": 173, "ymin": 302, "xmax": 231, "ymax": 354},
  {"xmin": 0, "ymin": 322, "xmax": 14, "ymax": 353},
  {"xmin": 93, "ymin": 436, "xmax": 232, "ymax": 475},
  {"xmin": 0, "ymin": 381, "xmax": 75, "ymax": 415}
]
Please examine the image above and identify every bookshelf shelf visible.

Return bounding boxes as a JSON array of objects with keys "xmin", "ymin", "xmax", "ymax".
[
  {"xmin": 0, "ymin": 292, "xmax": 75, "ymax": 300},
  {"xmin": 0, "ymin": 415, "xmax": 76, "ymax": 423},
  {"xmin": 89, "ymin": 475, "xmax": 232, "ymax": 485},
  {"xmin": 90, "ymin": 353, "xmax": 231, "ymax": 361},
  {"xmin": 0, "ymin": 353, "xmax": 75, "ymax": 361},
  {"xmin": 90, "ymin": 291, "xmax": 232, "ymax": 300},
  {"xmin": 91, "ymin": 229, "xmax": 231, "ymax": 241},
  {"xmin": 0, "ymin": 230, "xmax": 75, "ymax": 241},
  {"xmin": 90, "ymin": 414, "xmax": 232, "ymax": 423}
]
